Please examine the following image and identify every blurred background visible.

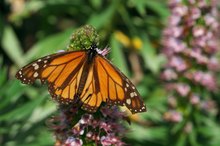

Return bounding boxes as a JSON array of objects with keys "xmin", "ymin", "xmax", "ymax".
[{"xmin": 0, "ymin": 0, "xmax": 220, "ymax": 146}]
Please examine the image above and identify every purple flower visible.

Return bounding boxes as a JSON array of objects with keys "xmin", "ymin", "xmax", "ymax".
[
  {"xmin": 192, "ymin": 26, "xmax": 205, "ymax": 37},
  {"xmin": 200, "ymin": 72, "xmax": 217, "ymax": 91},
  {"xmin": 169, "ymin": 56, "xmax": 188, "ymax": 72},
  {"xmin": 189, "ymin": 94, "xmax": 200, "ymax": 105},
  {"xmin": 172, "ymin": 5, "xmax": 188, "ymax": 16},
  {"xmin": 200, "ymin": 99, "xmax": 217, "ymax": 114},
  {"xmin": 190, "ymin": 7, "xmax": 201, "ymax": 20},
  {"xmin": 184, "ymin": 71, "xmax": 218, "ymax": 91},
  {"xmin": 169, "ymin": 15, "xmax": 181, "ymax": 26},
  {"xmin": 176, "ymin": 83, "xmax": 191, "ymax": 97},
  {"xmin": 164, "ymin": 27, "xmax": 183, "ymax": 38},
  {"xmin": 101, "ymin": 135, "xmax": 124, "ymax": 146},
  {"xmin": 168, "ymin": 96, "xmax": 177, "ymax": 108},
  {"xmin": 64, "ymin": 137, "xmax": 83, "ymax": 146},
  {"xmin": 162, "ymin": 0, "xmax": 219, "ymax": 125},
  {"xmin": 208, "ymin": 57, "xmax": 219, "ymax": 71},
  {"xmin": 48, "ymin": 105, "xmax": 127, "ymax": 145},
  {"xmin": 164, "ymin": 110, "xmax": 183, "ymax": 123},
  {"xmin": 79, "ymin": 114, "xmax": 93, "ymax": 125},
  {"xmin": 161, "ymin": 69, "xmax": 177, "ymax": 81}
]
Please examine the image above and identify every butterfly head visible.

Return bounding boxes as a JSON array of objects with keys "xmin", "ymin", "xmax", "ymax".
[{"xmin": 90, "ymin": 43, "xmax": 98, "ymax": 51}]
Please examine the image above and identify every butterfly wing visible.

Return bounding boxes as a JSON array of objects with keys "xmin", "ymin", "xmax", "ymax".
[
  {"xmin": 78, "ymin": 54, "xmax": 146, "ymax": 114},
  {"xmin": 15, "ymin": 51, "xmax": 87, "ymax": 103},
  {"xmin": 16, "ymin": 49, "xmax": 146, "ymax": 114}
]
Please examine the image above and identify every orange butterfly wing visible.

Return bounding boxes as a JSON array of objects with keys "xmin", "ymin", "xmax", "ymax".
[
  {"xmin": 15, "ymin": 51, "xmax": 87, "ymax": 103},
  {"xmin": 16, "ymin": 50, "xmax": 146, "ymax": 114},
  {"xmin": 78, "ymin": 55, "xmax": 146, "ymax": 114}
]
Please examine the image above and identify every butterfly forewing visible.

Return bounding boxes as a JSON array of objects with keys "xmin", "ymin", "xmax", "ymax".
[
  {"xmin": 15, "ymin": 53, "xmax": 63, "ymax": 84},
  {"xmin": 15, "ymin": 51, "xmax": 87, "ymax": 102}
]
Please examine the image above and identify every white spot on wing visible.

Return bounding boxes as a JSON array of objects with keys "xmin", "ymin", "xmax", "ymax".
[
  {"xmin": 134, "ymin": 92, "xmax": 137, "ymax": 96},
  {"xmin": 126, "ymin": 98, "xmax": 131, "ymax": 105},
  {"xmin": 126, "ymin": 83, "xmax": 129, "ymax": 87},
  {"xmin": 130, "ymin": 92, "xmax": 135, "ymax": 98},
  {"xmin": 32, "ymin": 63, "xmax": 37, "ymax": 66},
  {"xmin": 33, "ymin": 72, "xmax": 38, "ymax": 78},
  {"xmin": 34, "ymin": 64, "xmax": 39, "ymax": 70}
]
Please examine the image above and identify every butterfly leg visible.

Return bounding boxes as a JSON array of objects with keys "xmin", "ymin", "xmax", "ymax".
[
  {"xmin": 77, "ymin": 94, "xmax": 92, "ymax": 110},
  {"xmin": 73, "ymin": 93, "xmax": 92, "ymax": 107},
  {"xmin": 73, "ymin": 93, "xmax": 81, "ymax": 104}
]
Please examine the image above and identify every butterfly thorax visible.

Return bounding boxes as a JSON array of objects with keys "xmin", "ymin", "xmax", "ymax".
[{"xmin": 87, "ymin": 44, "xmax": 98, "ymax": 62}]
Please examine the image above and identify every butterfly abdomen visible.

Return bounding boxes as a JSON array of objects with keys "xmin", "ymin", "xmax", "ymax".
[{"xmin": 76, "ymin": 48, "xmax": 97, "ymax": 96}]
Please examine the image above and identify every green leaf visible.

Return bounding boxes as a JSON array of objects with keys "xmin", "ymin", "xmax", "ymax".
[
  {"xmin": 87, "ymin": 0, "xmax": 118, "ymax": 29},
  {"xmin": 110, "ymin": 34, "xmax": 129, "ymax": 76},
  {"xmin": 24, "ymin": 28, "xmax": 74, "ymax": 65},
  {"xmin": 140, "ymin": 35, "xmax": 165, "ymax": 74},
  {"xmin": 0, "ymin": 94, "xmax": 46, "ymax": 121},
  {"xmin": 0, "ymin": 57, "xmax": 7, "ymax": 86},
  {"xmin": 176, "ymin": 133, "xmax": 187, "ymax": 146},
  {"xmin": 1, "ymin": 26, "xmax": 24, "ymax": 66},
  {"xmin": 127, "ymin": 124, "xmax": 167, "ymax": 142},
  {"xmin": 189, "ymin": 128, "xmax": 200, "ymax": 146},
  {"xmin": 0, "ymin": 81, "xmax": 25, "ymax": 110},
  {"xmin": 131, "ymin": 0, "xmax": 169, "ymax": 19},
  {"xmin": 89, "ymin": 0, "xmax": 102, "ymax": 9},
  {"xmin": 145, "ymin": 1, "xmax": 169, "ymax": 19}
]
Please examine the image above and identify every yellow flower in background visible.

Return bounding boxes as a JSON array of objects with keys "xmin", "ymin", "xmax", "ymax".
[
  {"xmin": 114, "ymin": 31, "xmax": 130, "ymax": 48},
  {"xmin": 132, "ymin": 37, "xmax": 143, "ymax": 50},
  {"xmin": 114, "ymin": 31, "xmax": 143, "ymax": 51}
]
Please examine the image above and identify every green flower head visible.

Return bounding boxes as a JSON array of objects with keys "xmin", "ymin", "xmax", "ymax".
[{"xmin": 67, "ymin": 25, "xmax": 100, "ymax": 51}]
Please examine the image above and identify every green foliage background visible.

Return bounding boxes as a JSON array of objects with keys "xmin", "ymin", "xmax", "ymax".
[{"xmin": 0, "ymin": 0, "xmax": 219, "ymax": 146}]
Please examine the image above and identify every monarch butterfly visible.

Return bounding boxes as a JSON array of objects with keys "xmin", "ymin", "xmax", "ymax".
[{"xmin": 15, "ymin": 44, "xmax": 146, "ymax": 114}]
